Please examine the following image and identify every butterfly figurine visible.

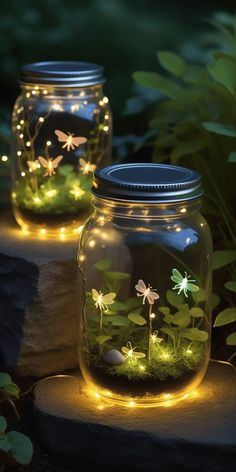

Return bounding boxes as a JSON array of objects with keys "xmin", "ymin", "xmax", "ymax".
[
  {"xmin": 38, "ymin": 155, "xmax": 63, "ymax": 177},
  {"xmin": 92, "ymin": 289, "xmax": 116, "ymax": 312},
  {"xmin": 55, "ymin": 129, "xmax": 87, "ymax": 152},
  {"xmin": 171, "ymin": 269, "xmax": 199, "ymax": 298},
  {"xmin": 79, "ymin": 158, "xmax": 96, "ymax": 175},
  {"xmin": 135, "ymin": 279, "xmax": 159, "ymax": 305},
  {"xmin": 121, "ymin": 341, "xmax": 145, "ymax": 363},
  {"xmin": 27, "ymin": 160, "xmax": 40, "ymax": 172}
]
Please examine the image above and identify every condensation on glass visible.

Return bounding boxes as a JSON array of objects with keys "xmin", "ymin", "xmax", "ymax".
[
  {"xmin": 11, "ymin": 61, "xmax": 112, "ymax": 234},
  {"xmin": 78, "ymin": 163, "xmax": 212, "ymax": 407}
]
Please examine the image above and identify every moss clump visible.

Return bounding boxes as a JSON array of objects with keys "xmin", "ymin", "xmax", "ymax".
[
  {"xmin": 105, "ymin": 342, "xmax": 204, "ymax": 381},
  {"xmin": 14, "ymin": 165, "xmax": 91, "ymax": 215}
]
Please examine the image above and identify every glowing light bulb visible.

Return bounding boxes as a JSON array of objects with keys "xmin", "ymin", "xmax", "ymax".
[
  {"xmin": 21, "ymin": 171, "xmax": 26, "ymax": 177},
  {"xmin": 17, "ymin": 151, "xmax": 22, "ymax": 156},
  {"xmin": 60, "ymin": 227, "xmax": 66, "ymax": 233},
  {"xmin": 31, "ymin": 90, "xmax": 37, "ymax": 95},
  {"xmin": 89, "ymin": 240, "xmax": 96, "ymax": 248},
  {"xmin": 162, "ymin": 353, "xmax": 170, "ymax": 360},
  {"xmin": 19, "ymin": 133, "xmax": 24, "ymax": 139},
  {"xmin": 128, "ymin": 400, "xmax": 135, "ymax": 408},
  {"xmin": 46, "ymin": 140, "xmax": 51, "ymax": 146},
  {"xmin": 39, "ymin": 228, "xmax": 47, "ymax": 235},
  {"xmin": 16, "ymin": 124, "xmax": 21, "ymax": 130},
  {"xmin": 103, "ymin": 96, "xmax": 109, "ymax": 103},
  {"xmin": 26, "ymin": 92, "xmax": 31, "ymax": 98},
  {"xmin": 180, "ymin": 207, "xmax": 187, "ymax": 213},
  {"xmin": 150, "ymin": 313, "xmax": 156, "ymax": 319},
  {"xmin": 39, "ymin": 117, "xmax": 44, "ymax": 123},
  {"xmin": 47, "ymin": 189, "xmax": 57, "ymax": 198},
  {"xmin": 43, "ymin": 89, "xmax": 48, "ymax": 95},
  {"xmin": 33, "ymin": 196, "xmax": 41, "ymax": 204},
  {"xmin": 99, "ymin": 100, "xmax": 104, "ymax": 106},
  {"xmin": 20, "ymin": 119, "xmax": 24, "ymax": 125},
  {"xmin": 95, "ymin": 392, "xmax": 100, "ymax": 399},
  {"xmin": 175, "ymin": 227, "xmax": 181, "ymax": 232},
  {"xmin": 103, "ymin": 125, "xmax": 109, "ymax": 132},
  {"xmin": 104, "ymin": 114, "xmax": 109, "ymax": 120},
  {"xmin": 1, "ymin": 155, "xmax": 8, "ymax": 162},
  {"xmin": 26, "ymin": 141, "xmax": 31, "ymax": 147},
  {"xmin": 186, "ymin": 349, "xmax": 192, "ymax": 355},
  {"xmin": 139, "ymin": 365, "xmax": 145, "ymax": 372}
]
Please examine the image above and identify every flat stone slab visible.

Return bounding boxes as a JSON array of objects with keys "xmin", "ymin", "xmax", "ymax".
[
  {"xmin": 34, "ymin": 361, "xmax": 236, "ymax": 472},
  {"xmin": 0, "ymin": 212, "xmax": 79, "ymax": 376}
]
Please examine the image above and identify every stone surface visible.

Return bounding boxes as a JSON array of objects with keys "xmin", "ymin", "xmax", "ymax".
[
  {"xmin": 34, "ymin": 361, "xmax": 236, "ymax": 472},
  {"xmin": 0, "ymin": 212, "xmax": 80, "ymax": 376}
]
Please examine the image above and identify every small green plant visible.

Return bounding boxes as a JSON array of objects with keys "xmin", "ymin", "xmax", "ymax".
[
  {"xmin": 0, "ymin": 372, "xmax": 33, "ymax": 469},
  {"xmin": 85, "ymin": 259, "xmax": 209, "ymax": 382},
  {"xmin": 133, "ymin": 13, "xmax": 236, "ymax": 360}
]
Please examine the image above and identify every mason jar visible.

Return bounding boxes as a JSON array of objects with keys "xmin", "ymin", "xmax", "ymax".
[
  {"xmin": 78, "ymin": 163, "xmax": 212, "ymax": 407},
  {"xmin": 11, "ymin": 61, "xmax": 112, "ymax": 235}
]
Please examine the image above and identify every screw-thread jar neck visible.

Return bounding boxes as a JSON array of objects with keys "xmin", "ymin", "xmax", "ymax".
[{"xmin": 92, "ymin": 195, "xmax": 202, "ymax": 220}]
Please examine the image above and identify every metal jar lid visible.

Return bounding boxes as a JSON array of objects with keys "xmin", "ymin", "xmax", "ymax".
[
  {"xmin": 20, "ymin": 61, "xmax": 105, "ymax": 87},
  {"xmin": 92, "ymin": 163, "xmax": 203, "ymax": 203}
]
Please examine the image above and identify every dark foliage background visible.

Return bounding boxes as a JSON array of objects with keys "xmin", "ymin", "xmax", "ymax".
[{"xmin": 0, "ymin": 0, "xmax": 235, "ymax": 119}]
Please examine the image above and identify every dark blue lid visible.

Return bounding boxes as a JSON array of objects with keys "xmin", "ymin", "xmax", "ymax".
[
  {"xmin": 21, "ymin": 61, "xmax": 105, "ymax": 87},
  {"xmin": 92, "ymin": 163, "xmax": 203, "ymax": 203}
]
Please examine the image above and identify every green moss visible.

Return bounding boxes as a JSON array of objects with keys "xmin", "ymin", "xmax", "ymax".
[
  {"xmin": 91, "ymin": 341, "xmax": 204, "ymax": 382},
  {"xmin": 14, "ymin": 165, "xmax": 91, "ymax": 215}
]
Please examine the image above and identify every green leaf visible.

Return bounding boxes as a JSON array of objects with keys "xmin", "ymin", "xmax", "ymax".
[
  {"xmin": 125, "ymin": 297, "xmax": 142, "ymax": 311},
  {"xmin": 157, "ymin": 51, "xmax": 186, "ymax": 77},
  {"xmin": 111, "ymin": 316, "xmax": 129, "ymax": 327},
  {"xmin": 212, "ymin": 293, "xmax": 220, "ymax": 310},
  {"xmin": 171, "ymin": 137, "xmax": 205, "ymax": 159},
  {"xmin": 3, "ymin": 383, "xmax": 20, "ymax": 399},
  {"xmin": 224, "ymin": 281, "xmax": 236, "ymax": 292},
  {"xmin": 208, "ymin": 56, "xmax": 236, "ymax": 95},
  {"xmin": 228, "ymin": 152, "xmax": 236, "ymax": 162},
  {"xmin": 159, "ymin": 306, "xmax": 170, "ymax": 316},
  {"xmin": 93, "ymin": 259, "xmax": 111, "ymax": 271},
  {"xmin": 212, "ymin": 250, "xmax": 236, "ymax": 270},
  {"xmin": 105, "ymin": 271, "xmax": 130, "ymax": 281},
  {"xmin": 182, "ymin": 328, "xmax": 209, "ymax": 342},
  {"xmin": 226, "ymin": 332, "xmax": 236, "ymax": 345},
  {"xmin": 166, "ymin": 289, "xmax": 184, "ymax": 308},
  {"xmin": 189, "ymin": 307, "xmax": 204, "ymax": 318},
  {"xmin": 133, "ymin": 72, "xmax": 201, "ymax": 103},
  {"xmin": 107, "ymin": 301, "xmax": 127, "ymax": 312},
  {"xmin": 7, "ymin": 431, "xmax": 33, "ymax": 465},
  {"xmin": 163, "ymin": 314, "xmax": 174, "ymax": 325},
  {"xmin": 96, "ymin": 335, "xmax": 112, "ymax": 345},
  {"xmin": 128, "ymin": 312, "xmax": 147, "ymax": 326},
  {"xmin": 202, "ymin": 122, "xmax": 236, "ymax": 137},
  {"xmin": 0, "ymin": 437, "xmax": 11, "ymax": 453},
  {"xmin": 0, "ymin": 416, "xmax": 7, "ymax": 433},
  {"xmin": 214, "ymin": 307, "xmax": 236, "ymax": 326},
  {"xmin": 172, "ymin": 311, "xmax": 191, "ymax": 328},
  {"xmin": 0, "ymin": 373, "xmax": 12, "ymax": 387},
  {"xmin": 58, "ymin": 164, "xmax": 74, "ymax": 176},
  {"xmin": 160, "ymin": 326, "xmax": 175, "ymax": 339},
  {"xmin": 192, "ymin": 288, "xmax": 206, "ymax": 303}
]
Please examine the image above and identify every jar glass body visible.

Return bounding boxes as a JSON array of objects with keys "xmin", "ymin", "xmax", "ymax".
[
  {"xmin": 11, "ymin": 84, "xmax": 112, "ymax": 234},
  {"xmin": 78, "ymin": 197, "xmax": 212, "ymax": 406}
]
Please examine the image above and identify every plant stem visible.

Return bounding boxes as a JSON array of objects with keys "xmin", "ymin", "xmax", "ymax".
[
  {"xmin": 148, "ymin": 304, "xmax": 152, "ymax": 362},
  {"xmin": 99, "ymin": 307, "xmax": 103, "ymax": 336}
]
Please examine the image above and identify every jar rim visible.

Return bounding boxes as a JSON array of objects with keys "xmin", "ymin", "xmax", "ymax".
[
  {"xmin": 92, "ymin": 163, "xmax": 203, "ymax": 203},
  {"xmin": 20, "ymin": 61, "xmax": 105, "ymax": 87}
]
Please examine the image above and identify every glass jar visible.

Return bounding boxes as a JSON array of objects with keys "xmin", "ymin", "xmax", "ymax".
[
  {"xmin": 78, "ymin": 163, "xmax": 212, "ymax": 407},
  {"xmin": 11, "ymin": 61, "xmax": 112, "ymax": 235}
]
